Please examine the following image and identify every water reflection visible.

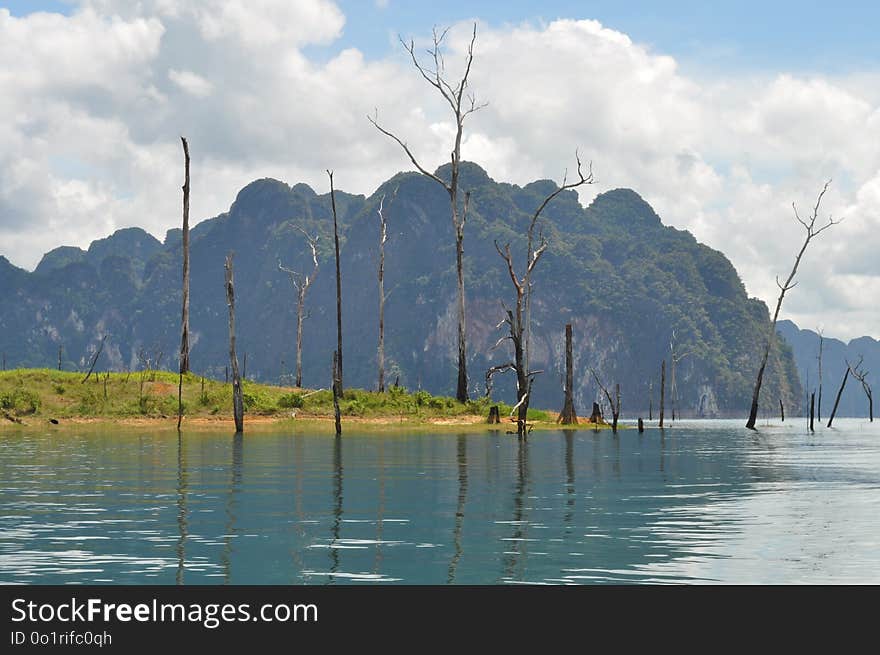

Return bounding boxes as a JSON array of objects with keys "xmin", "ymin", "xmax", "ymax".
[
  {"xmin": 563, "ymin": 430, "xmax": 575, "ymax": 534},
  {"xmin": 447, "ymin": 434, "xmax": 468, "ymax": 583},
  {"xmin": 502, "ymin": 438, "xmax": 531, "ymax": 581},
  {"xmin": 221, "ymin": 433, "xmax": 243, "ymax": 584},
  {"xmin": 1, "ymin": 420, "xmax": 879, "ymax": 584},
  {"xmin": 175, "ymin": 433, "xmax": 187, "ymax": 586},
  {"xmin": 329, "ymin": 434, "xmax": 343, "ymax": 581}
]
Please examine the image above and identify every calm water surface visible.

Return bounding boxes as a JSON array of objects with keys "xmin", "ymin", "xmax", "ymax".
[{"xmin": 1, "ymin": 419, "xmax": 878, "ymax": 584}]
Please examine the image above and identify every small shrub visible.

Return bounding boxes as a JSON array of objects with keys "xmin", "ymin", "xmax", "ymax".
[
  {"xmin": 53, "ymin": 384, "xmax": 66, "ymax": 395},
  {"xmin": 0, "ymin": 389, "xmax": 41, "ymax": 415},
  {"xmin": 278, "ymin": 392, "xmax": 304, "ymax": 409},
  {"xmin": 343, "ymin": 399, "xmax": 365, "ymax": 416}
]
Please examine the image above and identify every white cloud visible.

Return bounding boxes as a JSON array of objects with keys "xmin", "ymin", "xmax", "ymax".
[
  {"xmin": 168, "ymin": 69, "xmax": 213, "ymax": 97},
  {"xmin": 0, "ymin": 3, "xmax": 878, "ymax": 341}
]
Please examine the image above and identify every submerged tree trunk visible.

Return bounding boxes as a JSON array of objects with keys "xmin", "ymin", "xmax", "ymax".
[
  {"xmin": 225, "ymin": 254, "xmax": 244, "ymax": 434},
  {"xmin": 591, "ymin": 368, "xmax": 620, "ymax": 434},
  {"xmin": 588, "ymin": 402, "xmax": 603, "ymax": 424},
  {"xmin": 177, "ymin": 137, "xmax": 190, "ymax": 429},
  {"xmin": 369, "ymin": 25, "xmax": 484, "ymax": 403},
  {"xmin": 279, "ymin": 229, "xmax": 318, "ymax": 389},
  {"xmin": 558, "ymin": 324, "xmax": 578, "ymax": 424},
  {"xmin": 826, "ymin": 367, "xmax": 849, "ymax": 428},
  {"xmin": 850, "ymin": 358, "xmax": 873, "ymax": 423},
  {"xmin": 328, "ymin": 170, "xmax": 343, "ymax": 396},
  {"xmin": 817, "ymin": 330, "xmax": 824, "ymax": 421},
  {"xmin": 809, "ymin": 391, "xmax": 815, "ymax": 432},
  {"xmin": 659, "ymin": 360, "xmax": 666, "ymax": 428},
  {"xmin": 491, "ymin": 156, "xmax": 592, "ymax": 437},
  {"xmin": 747, "ymin": 182, "xmax": 837, "ymax": 429},
  {"xmin": 376, "ymin": 193, "xmax": 391, "ymax": 392},
  {"xmin": 180, "ymin": 137, "xmax": 191, "ymax": 376},
  {"xmin": 332, "ymin": 351, "xmax": 342, "ymax": 436}
]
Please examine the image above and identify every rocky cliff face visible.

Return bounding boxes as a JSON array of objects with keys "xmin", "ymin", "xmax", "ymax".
[
  {"xmin": 0, "ymin": 163, "xmax": 801, "ymax": 415},
  {"xmin": 778, "ymin": 320, "xmax": 877, "ymax": 418}
]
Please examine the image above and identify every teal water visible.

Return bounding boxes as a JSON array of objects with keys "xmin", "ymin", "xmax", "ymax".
[{"xmin": 1, "ymin": 419, "xmax": 879, "ymax": 584}]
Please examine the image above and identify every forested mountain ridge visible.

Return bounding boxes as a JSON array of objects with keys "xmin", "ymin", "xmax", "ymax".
[{"xmin": 0, "ymin": 162, "xmax": 801, "ymax": 416}]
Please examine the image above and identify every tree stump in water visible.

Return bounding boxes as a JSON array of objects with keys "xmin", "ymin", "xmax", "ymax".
[
  {"xmin": 487, "ymin": 405, "xmax": 500, "ymax": 424},
  {"xmin": 557, "ymin": 324, "xmax": 578, "ymax": 424},
  {"xmin": 588, "ymin": 402, "xmax": 605, "ymax": 424}
]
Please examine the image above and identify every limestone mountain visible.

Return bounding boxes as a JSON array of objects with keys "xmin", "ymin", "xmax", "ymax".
[
  {"xmin": 0, "ymin": 163, "xmax": 801, "ymax": 416},
  {"xmin": 778, "ymin": 320, "xmax": 877, "ymax": 419}
]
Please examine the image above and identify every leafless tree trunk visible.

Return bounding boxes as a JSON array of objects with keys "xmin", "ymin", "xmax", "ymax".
[
  {"xmin": 81, "ymin": 335, "xmax": 107, "ymax": 383},
  {"xmin": 225, "ymin": 254, "xmax": 243, "ymax": 433},
  {"xmin": 58, "ymin": 345, "xmax": 62, "ymax": 371},
  {"xmin": 591, "ymin": 368, "xmax": 621, "ymax": 433},
  {"xmin": 816, "ymin": 328, "xmax": 824, "ymax": 420},
  {"xmin": 659, "ymin": 359, "xmax": 666, "ymax": 428},
  {"xmin": 557, "ymin": 323, "xmax": 578, "ymax": 424},
  {"xmin": 747, "ymin": 181, "xmax": 839, "ymax": 429},
  {"xmin": 332, "ymin": 350, "xmax": 341, "ymax": 436},
  {"xmin": 648, "ymin": 379, "xmax": 653, "ymax": 421},
  {"xmin": 826, "ymin": 364, "xmax": 849, "ymax": 428},
  {"xmin": 328, "ymin": 170, "xmax": 343, "ymax": 396},
  {"xmin": 809, "ymin": 391, "xmax": 815, "ymax": 431},
  {"xmin": 376, "ymin": 190, "xmax": 396, "ymax": 392},
  {"xmin": 279, "ymin": 228, "xmax": 319, "ymax": 388},
  {"xmin": 779, "ymin": 398, "xmax": 785, "ymax": 422},
  {"xmin": 178, "ymin": 138, "xmax": 191, "ymax": 430},
  {"xmin": 849, "ymin": 356, "xmax": 873, "ymax": 422},
  {"xmin": 491, "ymin": 155, "xmax": 592, "ymax": 436},
  {"xmin": 669, "ymin": 330, "xmax": 690, "ymax": 422},
  {"xmin": 369, "ymin": 24, "xmax": 485, "ymax": 403},
  {"xmin": 177, "ymin": 137, "xmax": 190, "ymax": 428}
]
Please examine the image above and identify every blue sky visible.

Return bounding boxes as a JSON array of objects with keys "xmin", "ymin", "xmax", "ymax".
[{"xmin": 8, "ymin": 0, "xmax": 880, "ymax": 74}]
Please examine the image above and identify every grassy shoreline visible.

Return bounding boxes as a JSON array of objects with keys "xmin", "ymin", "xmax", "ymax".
[{"xmin": 0, "ymin": 368, "xmax": 615, "ymax": 433}]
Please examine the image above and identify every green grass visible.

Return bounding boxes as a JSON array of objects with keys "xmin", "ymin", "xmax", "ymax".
[{"xmin": 0, "ymin": 368, "xmax": 553, "ymax": 426}]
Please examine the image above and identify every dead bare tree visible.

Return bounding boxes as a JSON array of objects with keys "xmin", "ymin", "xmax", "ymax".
[
  {"xmin": 669, "ymin": 329, "xmax": 691, "ymax": 421},
  {"xmin": 826, "ymin": 361, "xmax": 851, "ymax": 428},
  {"xmin": 368, "ymin": 24, "xmax": 486, "ymax": 403},
  {"xmin": 816, "ymin": 327, "xmax": 825, "ymax": 420},
  {"xmin": 279, "ymin": 228, "xmax": 319, "ymax": 388},
  {"xmin": 376, "ymin": 189, "xmax": 397, "ymax": 392},
  {"xmin": 557, "ymin": 323, "xmax": 578, "ymax": 424},
  {"xmin": 225, "ymin": 254, "xmax": 244, "ymax": 433},
  {"xmin": 590, "ymin": 368, "xmax": 621, "ymax": 433},
  {"xmin": 849, "ymin": 356, "xmax": 873, "ymax": 422},
  {"xmin": 488, "ymin": 155, "xmax": 593, "ymax": 436},
  {"xmin": 746, "ymin": 181, "xmax": 840, "ymax": 429},
  {"xmin": 332, "ymin": 351, "xmax": 341, "ymax": 436},
  {"xmin": 178, "ymin": 137, "xmax": 191, "ymax": 430},
  {"xmin": 328, "ymin": 170, "xmax": 343, "ymax": 396},
  {"xmin": 659, "ymin": 359, "xmax": 666, "ymax": 428},
  {"xmin": 81, "ymin": 335, "xmax": 107, "ymax": 384}
]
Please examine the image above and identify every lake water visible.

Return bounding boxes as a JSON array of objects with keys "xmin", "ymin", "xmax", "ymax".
[{"xmin": 1, "ymin": 419, "xmax": 879, "ymax": 584}]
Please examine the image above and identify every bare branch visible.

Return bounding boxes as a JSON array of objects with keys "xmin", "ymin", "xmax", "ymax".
[
  {"xmin": 367, "ymin": 112, "xmax": 449, "ymax": 191},
  {"xmin": 494, "ymin": 240, "xmax": 522, "ymax": 295}
]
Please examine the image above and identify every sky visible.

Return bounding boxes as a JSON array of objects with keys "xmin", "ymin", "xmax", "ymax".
[{"xmin": 1, "ymin": 0, "xmax": 878, "ymax": 340}]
